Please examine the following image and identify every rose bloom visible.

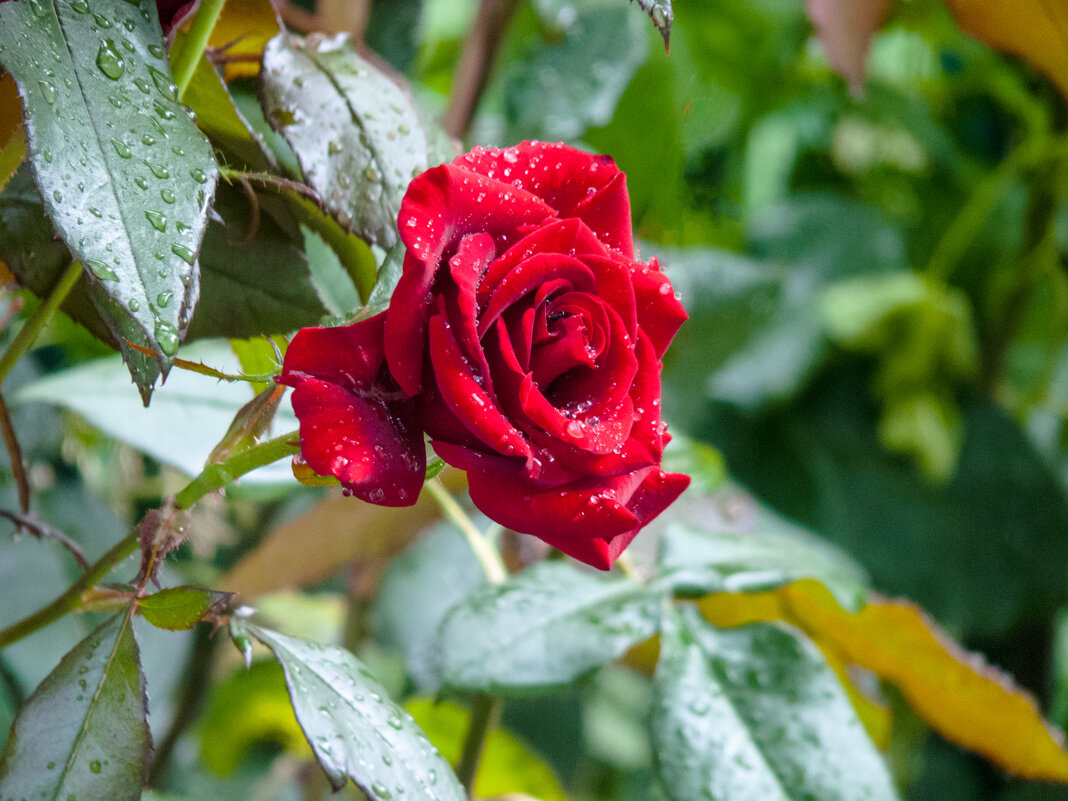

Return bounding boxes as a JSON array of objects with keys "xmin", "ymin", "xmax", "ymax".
[{"xmin": 280, "ymin": 141, "xmax": 689, "ymax": 569}]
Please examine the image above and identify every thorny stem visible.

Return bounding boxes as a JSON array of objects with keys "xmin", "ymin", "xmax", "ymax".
[
  {"xmin": 443, "ymin": 0, "xmax": 522, "ymax": 139},
  {"xmin": 0, "ymin": 431, "xmax": 301, "ymax": 650},
  {"xmin": 0, "ymin": 508, "xmax": 89, "ymax": 570},
  {"xmin": 0, "ymin": 391, "xmax": 30, "ymax": 514},
  {"xmin": 170, "ymin": 0, "xmax": 227, "ymax": 101},
  {"xmin": 425, "ymin": 479, "xmax": 507, "ymax": 584},
  {"xmin": 0, "ymin": 260, "xmax": 82, "ymax": 386}
]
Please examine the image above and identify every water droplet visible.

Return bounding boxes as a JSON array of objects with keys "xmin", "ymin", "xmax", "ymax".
[
  {"xmin": 122, "ymin": 17, "xmax": 135, "ymax": 30},
  {"xmin": 38, "ymin": 80, "xmax": 56, "ymax": 104},
  {"xmin": 85, "ymin": 259, "xmax": 118, "ymax": 281},
  {"xmin": 160, "ymin": 188, "xmax": 175, "ymax": 203},
  {"xmin": 171, "ymin": 145, "xmax": 184, "ymax": 156},
  {"xmin": 134, "ymin": 176, "xmax": 149, "ymax": 189},
  {"xmin": 129, "ymin": 298, "xmax": 139, "ymax": 311},
  {"xmin": 43, "ymin": 149, "xmax": 53, "ymax": 163},
  {"xmin": 144, "ymin": 209, "xmax": 166, "ymax": 231},
  {"xmin": 47, "ymin": 761, "xmax": 55, "ymax": 769},
  {"xmin": 88, "ymin": 207, "xmax": 102, "ymax": 218},
  {"xmin": 386, "ymin": 713, "xmax": 403, "ymax": 729},
  {"xmin": 156, "ymin": 290, "xmax": 172, "ymax": 307},
  {"xmin": 171, "ymin": 243, "xmax": 194, "ymax": 264},
  {"xmin": 145, "ymin": 161, "xmax": 169, "ymax": 179},
  {"xmin": 141, "ymin": 134, "xmax": 155, "ymax": 146},
  {"xmin": 154, "ymin": 320, "xmax": 180, "ymax": 356},
  {"xmin": 70, "ymin": 0, "xmax": 90, "ymax": 13},
  {"xmin": 189, "ymin": 168, "xmax": 207, "ymax": 184},
  {"xmin": 93, "ymin": 13, "xmax": 112, "ymax": 27},
  {"xmin": 175, "ymin": 220, "xmax": 191, "ymax": 233},
  {"xmin": 153, "ymin": 100, "xmax": 176, "ymax": 119},
  {"xmin": 371, "ymin": 782, "xmax": 392, "ymax": 800},
  {"xmin": 565, "ymin": 420, "xmax": 583, "ymax": 438},
  {"xmin": 363, "ymin": 166, "xmax": 380, "ymax": 183},
  {"xmin": 120, "ymin": 37, "xmax": 135, "ymax": 53},
  {"xmin": 147, "ymin": 43, "xmax": 164, "ymax": 59},
  {"xmin": 108, "ymin": 94, "xmax": 123, "ymax": 108},
  {"xmin": 146, "ymin": 65, "xmax": 178, "ymax": 101},
  {"xmin": 52, "ymin": 189, "xmax": 62, "ymax": 203},
  {"xmin": 327, "ymin": 140, "xmax": 342, "ymax": 155},
  {"xmin": 111, "ymin": 138, "xmax": 131, "ymax": 158},
  {"xmin": 133, "ymin": 77, "xmax": 151, "ymax": 94},
  {"xmin": 89, "ymin": 760, "xmax": 102, "ymax": 774},
  {"xmin": 95, "ymin": 40, "xmax": 125, "ymax": 80}
]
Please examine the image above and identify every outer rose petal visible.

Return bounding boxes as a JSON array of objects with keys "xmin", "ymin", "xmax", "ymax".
[
  {"xmin": 631, "ymin": 258, "xmax": 688, "ymax": 359},
  {"xmin": 280, "ymin": 313, "xmax": 386, "ymax": 391},
  {"xmin": 289, "ymin": 378, "xmax": 424, "ymax": 506}
]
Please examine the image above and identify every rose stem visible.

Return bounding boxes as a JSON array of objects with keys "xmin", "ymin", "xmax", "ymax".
[
  {"xmin": 455, "ymin": 693, "xmax": 502, "ymax": 799},
  {"xmin": 0, "ymin": 259, "xmax": 82, "ymax": 387},
  {"xmin": 425, "ymin": 478, "xmax": 507, "ymax": 584},
  {"xmin": 0, "ymin": 430, "xmax": 301, "ymax": 650},
  {"xmin": 170, "ymin": 0, "xmax": 227, "ymax": 101},
  {"xmin": 443, "ymin": 0, "xmax": 522, "ymax": 139}
]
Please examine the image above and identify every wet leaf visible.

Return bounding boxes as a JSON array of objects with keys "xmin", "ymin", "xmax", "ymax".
[
  {"xmin": 652, "ymin": 606, "xmax": 900, "ymax": 801},
  {"xmin": 0, "ymin": 611, "xmax": 150, "ymax": 801},
  {"xmin": 633, "ymin": 0, "xmax": 673, "ymax": 49},
  {"xmin": 438, "ymin": 562, "xmax": 663, "ymax": 693},
  {"xmin": 138, "ymin": 585, "xmax": 231, "ymax": 631},
  {"xmin": 655, "ymin": 487, "xmax": 868, "ymax": 609},
  {"xmin": 0, "ymin": 0, "xmax": 218, "ymax": 399},
  {"xmin": 805, "ymin": 0, "xmax": 895, "ymax": 92},
  {"xmin": 259, "ymin": 32, "xmax": 435, "ymax": 249},
  {"xmin": 247, "ymin": 624, "xmax": 466, "ymax": 798}
]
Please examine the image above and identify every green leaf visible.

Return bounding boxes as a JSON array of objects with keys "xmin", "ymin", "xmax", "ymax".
[
  {"xmin": 0, "ymin": 611, "xmax": 150, "ymax": 801},
  {"xmin": 180, "ymin": 53, "xmax": 275, "ymax": 171},
  {"xmin": 438, "ymin": 562, "xmax": 662, "ymax": 693},
  {"xmin": 15, "ymin": 341, "xmax": 298, "ymax": 483},
  {"xmin": 138, "ymin": 586, "xmax": 229, "ymax": 631},
  {"xmin": 504, "ymin": 3, "xmax": 648, "ymax": 142},
  {"xmin": 185, "ymin": 186, "xmax": 329, "ymax": 340},
  {"xmin": 651, "ymin": 607, "xmax": 900, "ymax": 801},
  {"xmin": 245, "ymin": 624, "xmax": 466, "ymax": 799},
  {"xmin": 259, "ymin": 32, "xmax": 437, "ymax": 249},
  {"xmin": 0, "ymin": 0, "xmax": 218, "ymax": 397},
  {"xmin": 373, "ymin": 521, "xmax": 487, "ymax": 691},
  {"xmin": 655, "ymin": 488, "xmax": 868, "ymax": 610}
]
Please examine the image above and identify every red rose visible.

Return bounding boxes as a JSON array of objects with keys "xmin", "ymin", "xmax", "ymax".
[{"xmin": 280, "ymin": 141, "xmax": 690, "ymax": 569}]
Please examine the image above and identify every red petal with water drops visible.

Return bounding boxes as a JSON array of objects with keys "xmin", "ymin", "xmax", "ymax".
[
  {"xmin": 632, "ymin": 257, "xmax": 688, "ymax": 359},
  {"xmin": 289, "ymin": 378, "xmax": 424, "ymax": 506},
  {"xmin": 279, "ymin": 313, "xmax": 386, "ymax": 392}
]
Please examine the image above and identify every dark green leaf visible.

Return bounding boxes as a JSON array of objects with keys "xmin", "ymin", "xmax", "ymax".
[
  {"xmin": 0, "ymin": 611, "xmax": 150, "ymax": 801},
  {"xmin": 138, "ymin": 586, "xmax": 229, "ymax": 631},
  {"xmin": 0, "ymin": 0, "xmax": 218, "ymax": 397},
  {"xmin": 505, "ymin": 4, "xmax": 647, "ymax": 142},
  {"xmin": 246, "ymin": 624, "xmax": 465, "ymax": 799},
  {"xmin": 259, "ymin": 33, "xmax": 436, "ymax": 249},
  {"xmin": 652, "ymin": 607, "xmax": 899, "ymax": 801},
  {"xmin": 655, "ymin": 488, "xmax": 868, "ymax": 609},
  {"xmin": 373, "ymin": 521, "xmax": 487, "ymax": 691},
  {"xmin": 438, "ymin": 562, "xmax": 662, "ymax": 693},
  {"xmin": 186, "ymin": 185, "xmax": 329, "ymax": 339},
  {"xmin": 367, "ymin": 243, "xmax": 405, "ymax": 309}
]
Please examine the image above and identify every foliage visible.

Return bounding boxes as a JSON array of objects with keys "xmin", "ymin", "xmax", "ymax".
[{"xmin": 1, "ymin": 0, "xmax": 1068, "ymax": 800}]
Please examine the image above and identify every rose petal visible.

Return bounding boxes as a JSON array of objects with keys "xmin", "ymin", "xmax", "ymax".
[
  {"xmin": 280, "ymin": 313, "xmax": 386, "ymax": 392},
  {"xmin": 384, "ymin": 251, "xmax": 439, "ymax": 397},
  {"xmin": 447, "ymin": 232, "xmax": 497, "ymax": 390},
  {"xmin": 455, "ymin": 142, "xmax": 628, "ymax": 249},
  {"xmin": 478, "ymin": 218, "xmax": 610, "ymax": 307},
  {"xmin": 534, "ymin": 527, "xmax": 641, "ymax": 571},
  {"xmin": 478, "ymin": 253, "xmax": 596, "ymax": 338},
  {"xmin": 573, "ymin": 172, "xmax": 634, "ymax": 255},
  {"xmin": 631, "ymin": 257, "xmax": 688, "ymax": 359},
  {"xmin": 289, "ymin": 378, "xmax": 424, "ymax": 506},
  {"xmin": 428, "ymin": 313, "xmax": 533, "ymax": 463},
  {"xmin": 431, "ymin": 440, "xmax": 579, "ymax": 487}
]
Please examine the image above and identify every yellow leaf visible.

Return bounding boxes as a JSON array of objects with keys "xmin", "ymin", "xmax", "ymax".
[
  {"xmin": 210, "ymin": 0, "xmax": 282, "ymax": 81},
  {"xmin": 697, "ymin": 581, "xmax": 1068, "ymax": 781},
  {"xmin": 783, "ymin": 582, "xmax": 1068, "ymax": 783},
  {"xmin": 944, "ymin": 0, "xmax": 1068, "ymax": 98},
  {"xmin": 0, "ymin": 73, "xmax": 27, "ymax": 195},
  {"xmin": 405, "ymin": 698, "xmax": 567, "ymax": 801}
]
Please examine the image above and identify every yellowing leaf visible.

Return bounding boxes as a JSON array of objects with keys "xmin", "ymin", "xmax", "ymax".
[
  {"xmin": 0, "ymin": 72, "xmax": 26, "ymax": 194},
  {"xmin": 806, "ymin": 0, "xmax": 895, "ymax": 92},
  {"xmin": 405, "ymin": 698, "xmax": 567, "ymax": 801},
  {"xmin": 211, "ymin": 0, "xmax": 282, "ymax": 81},
  {"xmin": 698, "ymin": 582, "xmax": 1068, "ymax": 782},
  {"xmin": 944, "ymin": 0, "xmax": 1068, "ymax": 97}
]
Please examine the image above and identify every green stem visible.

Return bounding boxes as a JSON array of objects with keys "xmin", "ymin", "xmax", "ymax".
[
  {"xmin": 454, "ymin": 694, "xmax": 502, "ymax": 799},
  {"xmin": 174, "ymin": 429, "xmax": 300, "ymax": 508},
  {"xmin": 0, "ymin": 430, "xmax": 301, "ymax": 650},
  {"xmin": 0, "ymin": 260, "xmax": 82, "ymax": 386},
  {"xmin": 170, "ymin": 0, "xmax": 227, "ymax": 101},
  {"xmin": 425, "ymin": 479, "xmax": 507, "ymax": 584}
]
